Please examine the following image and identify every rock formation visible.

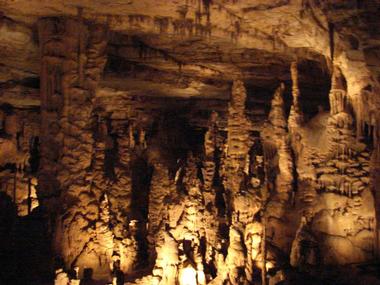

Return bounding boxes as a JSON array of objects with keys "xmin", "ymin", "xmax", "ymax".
[{"xmin": 1, "ymin": 1, "xmax": 380, "ymax": 284}]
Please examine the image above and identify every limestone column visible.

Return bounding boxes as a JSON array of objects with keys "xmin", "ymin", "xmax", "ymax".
[
  {"xmin": 110, "ymin": 124, "xmax": 133, "ymax": 237},
  {"xmin": 261, "ymin": 83, "xmax": 295, "ymax": 252},
  {"xmin": 223, "ymin": 80, "xmax": 252, "ymax": 210},
  {"xmin": 202, "ymin": 111, "xmax": 218, "ymax": 192},
  {"xmin": 38, "ymin": 17, "xmax": 109, "ymax": 278},
  {"xmin": 147, "ymin": 163, "xmax": 177, "ymax": 263},
  {"xmin": 111, "ymin": 123, "xmax": 135, "ymax": 273},
  {"xmin": 325, "ymin": 66, "xmax": 354, "ymax": 158},
  {"xmin": 288, "ymin": 61, "xmax": 304, "ymax": 137}
]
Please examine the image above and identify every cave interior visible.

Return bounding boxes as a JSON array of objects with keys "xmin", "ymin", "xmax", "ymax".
[{"xmin": 1, "ymin": 1, "xmax": 380, "ymax": 285}]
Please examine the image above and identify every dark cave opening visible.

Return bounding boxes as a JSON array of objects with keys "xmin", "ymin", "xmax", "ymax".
[{"xmin": 298, "ymin": 59, "xmax": 331, "ymax": 119}]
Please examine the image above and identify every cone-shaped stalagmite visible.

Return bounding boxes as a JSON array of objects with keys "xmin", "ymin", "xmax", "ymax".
[
  {"xmin": 202, "ymin": 111, "xmax": 219, "ymax": 191},
  {"xmin": 147, "ymin": 163, "xmax": 177, "ymax": 263},
  {"xmin": 262, "ymin": 83, "xmax": 295, "ymax": 254},
  {"xmin": 288, "ymin": 61, "xmax": 304, "ymax": 135},
  {"xmin": 223, "ymin": 80, "xmax": 252, "ymax": 203}
]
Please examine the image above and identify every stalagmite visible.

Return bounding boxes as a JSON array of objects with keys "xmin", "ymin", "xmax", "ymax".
[
  {"xmin": 267, "ymin": 83, "xmax": 287, "ymax": 134},
  {"xmin": 325, "ymin": 66, "xmax": 356, "ymax": 159},
  {"xmin": 244, "ymin": 221, "xmax": 263, "ymax": 281},
  {"xmin": 286, "ymin": 64, "xmax": 376, "ymax": 267},
  {"xmin": 223, "ymin": 79, "xmax": 253, "ymax": 207},
  {"xmin": 288, "ymin": 61, "xmax": 304, "ymax": 136},
  {"xmin": 148, "ymin": 163, "xmax": 177, "ymax": 262},
  {"xmin": 178, "ymin": 260, "xmax": 197, "ymax": 285},
  {"xmin": 225, "ymin": 227, "xmax": 246, "ymax": 284},
  {"xmin": 290, "ymin": 216, "xmax": 318, "ymax": 269},
  {"xmin": 261, "ymin": 83, "xmax": 295, "ymax": 254},
  {"xmin": 111, "ymin": 126, "xmax": 133, "ymax": 230},
  {"xmin": 202, "ymin": 111, "xmax": 219, "ymax": 191},
  {"xmin": 153, "ymin": 231, "xmax": 179, "ymax": 285},
  {"xmin": 54, "ymin": 268, "xmax": 69, "ymax": 285}
]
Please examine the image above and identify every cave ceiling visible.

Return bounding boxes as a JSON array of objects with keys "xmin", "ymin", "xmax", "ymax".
[{"xmin": 1, "ymin": 0, "xmax": 379, "ymax": 105}]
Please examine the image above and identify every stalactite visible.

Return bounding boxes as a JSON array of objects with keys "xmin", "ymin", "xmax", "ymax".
[{"xmin": 328, "ymin": 22, "xmax": 335, "ymax": 62}]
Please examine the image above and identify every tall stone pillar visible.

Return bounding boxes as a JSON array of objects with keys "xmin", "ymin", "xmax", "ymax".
[
  {"xmin": 326, "ymin": 66, "xmax": 354, "ymax": 157},
  {"xmin": 288, "ymin": 61, "xmax": 304, "ymax": 137},
  {"xmin": 202, "ymin": 111, "xmax": 219, "ymax": 192},
  {"xmin": 38, "ymin": 17, "xmax": 109, "ymax": 279},
  {"xmin": 223, "ymin": 80, "xmax": 252, "ymax": 210},
  {"xmin": 147, "ymin": 163, "xmax": 177, "ymax": 263},
  {"xmin": 261, "ymin": 83, "xmax": 295, "ymax": 252}
]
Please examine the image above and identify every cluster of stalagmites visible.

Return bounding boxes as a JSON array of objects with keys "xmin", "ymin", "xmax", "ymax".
[
  {"xmin": 2, "ymin": 16, "xmax": 380, "ymax": 285},
  {"xmin": 126, "ymin": 79, "xmax": 267, "ymax": 285},
  {"xmin": 288, "ymin": 64, "xmax": 375, "ymax": 265}
]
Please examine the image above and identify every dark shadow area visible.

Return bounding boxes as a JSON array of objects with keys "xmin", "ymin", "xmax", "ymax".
[
  {"xmin": 298, "ymin": 59, "xmax": 331, "ymax": 119},
  {"xmin": 0, "ymin": 191, "xmax": 52, "ymax": 285},
  {"xmin": 130, "ymin": 157, "xmax": 153, "ymax": 268}
]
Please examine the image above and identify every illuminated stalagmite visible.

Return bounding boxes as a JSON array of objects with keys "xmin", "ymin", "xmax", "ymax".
[
  {"xmin": 288, "ymin": 61, "xmax": 304, "ymax": 137},
  {"xmin": 261, "ymin": 83, "xmax": 295, "ymax": 254},
  {"xmin": 147, "ymin": 163, "xmax": 177, "ymax": 262},
  {"xmin": 223, "ymin": 80, "xmax": 253, "ymax": 199}
]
